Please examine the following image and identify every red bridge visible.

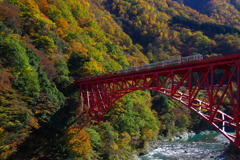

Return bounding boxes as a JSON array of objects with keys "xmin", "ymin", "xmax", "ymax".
[{"xmin": 75, "ymin": 53, "xmax": 240, "ymax": 149}]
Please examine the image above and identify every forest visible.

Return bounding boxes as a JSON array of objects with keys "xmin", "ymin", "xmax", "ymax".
[{"xmin": 0, "ymin": 0, "xmax": 240, "ymax": 159}]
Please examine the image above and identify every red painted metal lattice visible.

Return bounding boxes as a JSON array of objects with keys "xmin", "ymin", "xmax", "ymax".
[{"xmin": 75, "ymin": 53, "xmax": 240, "ymax": 149}]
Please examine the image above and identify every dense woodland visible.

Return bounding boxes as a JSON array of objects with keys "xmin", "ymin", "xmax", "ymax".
[{"xmin": 0, "ymin": 0, "xmax": 240, "ymax": 159}]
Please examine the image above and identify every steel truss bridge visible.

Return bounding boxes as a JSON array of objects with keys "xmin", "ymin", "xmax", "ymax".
[{"xmin": 75, "ymin": 53, "xmax": 240, "ymax": 149}]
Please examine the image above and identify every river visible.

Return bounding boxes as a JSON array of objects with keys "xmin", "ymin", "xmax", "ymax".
[{"xmin": 140, "ymin": 132, "xmax": 230, "ymax": 160}]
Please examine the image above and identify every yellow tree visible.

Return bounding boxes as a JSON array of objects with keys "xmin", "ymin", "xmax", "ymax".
[{"xmin": 66, "ymin": 126, "xmax": 92, "ymax": 158}]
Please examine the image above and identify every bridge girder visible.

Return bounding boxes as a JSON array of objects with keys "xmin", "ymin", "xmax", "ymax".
[{"xmin": 76, "ymin": 53, "xmax": 240, "ymax": 149}]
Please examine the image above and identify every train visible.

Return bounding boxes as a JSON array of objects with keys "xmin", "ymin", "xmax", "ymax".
[{"xmin": 117, "ymin": 54, "xmax": 203, "ymax": 74}]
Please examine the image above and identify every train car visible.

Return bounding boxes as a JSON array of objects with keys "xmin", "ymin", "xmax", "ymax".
[
  {"xmin": 182, "ymin": 54, "xmax": 203, "ymax": 63},
  {"xmin": 116, "ymin": 54, "xmax": 203, "ymax": 74}
]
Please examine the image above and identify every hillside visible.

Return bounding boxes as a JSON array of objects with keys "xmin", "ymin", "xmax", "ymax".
[
  {"xmin": 0, "ymin": 0, "xmax": 240, "ymax": 159},
  {"xmin": 175, "ymin": 0, "xmax": 240, "ymax": 28}
]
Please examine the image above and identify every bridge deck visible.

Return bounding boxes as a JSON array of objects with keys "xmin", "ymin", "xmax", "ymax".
[{"xmin": 75, "ymin": 52, "xmax": 240, "ymax": 85}]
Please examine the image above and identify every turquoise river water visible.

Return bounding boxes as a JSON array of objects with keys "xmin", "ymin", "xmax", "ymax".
[{"xmin": 140, "ymin": 133, "xmax": 230, "ymax": 160}]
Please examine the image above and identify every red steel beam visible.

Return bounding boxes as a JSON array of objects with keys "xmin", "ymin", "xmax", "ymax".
[{"xmin": 75, "ymin": 52, "xmax": 240, "ymax": 149}]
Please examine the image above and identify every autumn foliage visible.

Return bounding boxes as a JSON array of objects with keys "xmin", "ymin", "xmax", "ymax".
[
  {"xmin": 66, "ymin": 126, "xmax": 92, "ymax": 157},
  {"xmin": 0, "ymin": 0, "xmax": 240, "ymax": 159}
]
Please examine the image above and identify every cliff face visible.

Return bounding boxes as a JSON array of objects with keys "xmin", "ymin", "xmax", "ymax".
[{"xmin": 0, "ymin": 0, "xmax": 240, "ymax": 159}]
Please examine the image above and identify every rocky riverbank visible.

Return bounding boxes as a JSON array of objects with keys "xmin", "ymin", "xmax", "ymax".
[
  {"xmin": 147, "ymin": 131, "xmax": 196, "ymax": 151},
  {"xmin": 139, "ymin": 131, "xmax": 232, "ymax": 160}
]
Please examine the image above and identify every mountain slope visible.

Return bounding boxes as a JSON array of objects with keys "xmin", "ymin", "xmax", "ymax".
[
  {"xmin": 102, "ymin": 0, "xmax": 240, "ymax": 59},
  {"xmin": 175, "ymin": 0, "xmax": 240, "ymax": 28},
  {"xmin": 0, "ymin": 0, "xmax": 155, "ymax": 159}
]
